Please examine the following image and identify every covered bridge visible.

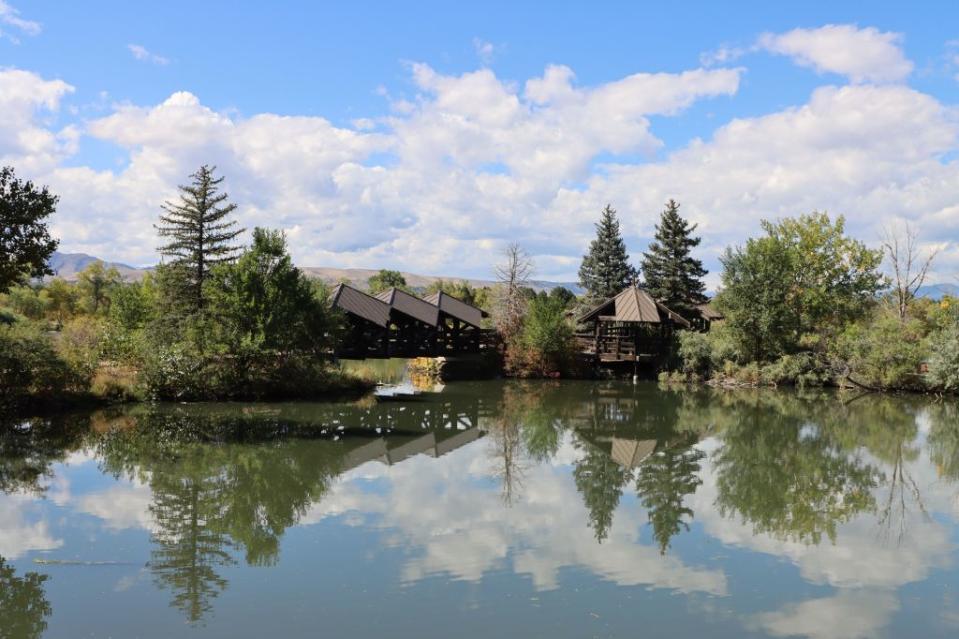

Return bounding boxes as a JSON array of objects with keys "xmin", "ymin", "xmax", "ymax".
[{"xmin": 332, "ymin": 284, "xmax": 494, "ymax": 358}]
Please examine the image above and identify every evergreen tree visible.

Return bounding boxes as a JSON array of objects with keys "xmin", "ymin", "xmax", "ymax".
[
  {"xmin": 156, "ymin": 165, "xmax": 244, "ymax": 312},
  {"xmin": 640, "ymin": 199, "xmax": 708, "ymax": 314},
  {"xmin": 578, "ymin": 204, "xmax": 637, "ymax": 300},
  {"xmin": 0, "ymin": 166, "xmax": 60, "ymax": 293}
]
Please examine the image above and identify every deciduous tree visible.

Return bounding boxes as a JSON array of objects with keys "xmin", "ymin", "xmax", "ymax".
[{"xmin": 0, "ymin": 166, "xmax": 59, "ymax": 293}]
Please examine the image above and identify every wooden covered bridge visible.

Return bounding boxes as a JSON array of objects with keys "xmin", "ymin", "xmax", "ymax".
[{"xmin": 331, "ymin": 284, "xmax": 497, "ymax": 359}]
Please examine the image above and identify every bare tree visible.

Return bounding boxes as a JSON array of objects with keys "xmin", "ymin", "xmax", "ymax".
[
  {"xmin": 882, "ymin": 223, "xmax": 938, "ymax": 321},
  {"xmin": 493, "ymin": 242, "xmax": 534, "ymax": 338}
]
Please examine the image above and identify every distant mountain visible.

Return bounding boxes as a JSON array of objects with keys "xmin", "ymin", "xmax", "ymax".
[
  {"xmin": 916, "ymin": 283, "xmax": 959, "ymax": 300},
  {"xmin": 45, "ymin": 252, "xmax": 582, "ymax": 292},
  {"xmin": 300, "ymin": 266, "xmax": 583, "ymax": 294},
  {"xmin": 47, "ymin": 251, "xmax": 147, "ymax": 282}
]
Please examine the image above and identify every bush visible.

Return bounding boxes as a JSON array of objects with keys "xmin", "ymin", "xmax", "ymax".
[
  {"xmin": 507, "ymin": 295, "xmax": 574, "ymax": 377},
  {"xmin": 0, "ymin": 322, "xmax": 85, "ymax": 411},
  {"xmin": 678, "ymin": 331, "xmax": 712, "ymax": 376},
  {"xmin": 927, "ymin": 323, "xmax": 959, "ymax": 392},
  {"xmin": 140, "ymin": 342, "xmax": 371, "ymax": 401},
  {"xmin": 832, "ymin": 314, "xmax": 927, "ymax": 391},
  {"xmin": 57, "ymin": 316, "xmax": 107, "ymax": 380},
  {"xmin": 761, "ymin": 353, "xmax": 831, "ymax": 388}
]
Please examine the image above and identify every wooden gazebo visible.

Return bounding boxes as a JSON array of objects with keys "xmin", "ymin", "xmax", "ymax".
[{"xmin": 576, "ymin": 285, "xmax": 690, "ymax": 362}]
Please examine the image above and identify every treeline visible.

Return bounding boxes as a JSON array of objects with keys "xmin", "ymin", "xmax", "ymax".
[
  {"xmin": 1, "ymin": 165, "xmax": 368, "ymax": 412},
  {"xmin": 3, "ymin": 160, "xmax": 958, "ymax": 404}
]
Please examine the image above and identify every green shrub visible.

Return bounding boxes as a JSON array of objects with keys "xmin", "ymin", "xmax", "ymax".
[
  {"xmin": 832, "ymin": 314, "xmax": 927, "ymax": 391},
  {"xmin": 927, "ymin": 323, "xmax": 959, "ymax": 392},
  {"xmin": 761, "ymin": 353, "xmax": 831, "ymax": 388},
  {"xmin": 678, "ymin": 331, "xmax": 712, "ymax": 376},
  {"xmin": 0, "ymin": 322, "xmax": 85, "ymax": 411}
]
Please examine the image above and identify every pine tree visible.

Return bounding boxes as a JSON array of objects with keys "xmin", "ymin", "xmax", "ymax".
[
  {"xmin": 156, "ymin": 165, "xmax": 244, "ymax": 311},
  {"xmin": 578, "ymin": 204, "xmax": 637, "ymax": 300},
  {"xmin": 640, "ymin": 199, "xmax": 708, "ymax": 314}
]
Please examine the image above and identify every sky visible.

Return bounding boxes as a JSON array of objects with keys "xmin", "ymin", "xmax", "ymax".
[{"xmin": 2, "ymin": 1, "xmax": 959, "ymax": 286}]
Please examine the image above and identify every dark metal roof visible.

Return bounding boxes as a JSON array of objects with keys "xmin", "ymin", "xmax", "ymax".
[
  {"xmin": 695, "ymin": 304, "xmax": 724, "ymax": 321},
  {"xmin": 578, "ymin": 286, "xmax": 691, "ymax": 328},
  {"xmin": 375, "ymin": 288, "xmax": 440, "ymax": 327},
  {"xmin": 423, "ymin": 291, "xmax": 487, "ymax": 328},
  {"xmin": 331, "ymin": 283, "xmax": 391, "ymax": 327}
]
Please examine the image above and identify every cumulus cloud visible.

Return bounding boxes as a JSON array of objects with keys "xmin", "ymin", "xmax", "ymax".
[
  {"xmin": 0, "ymin": 0, "xmax": 41, "ymax": 43},
  {"xmin": 6, "ymin": 41, "xmax": 959, "ymax": 284},
  {"xmin": 127, "ymin": 43, "xmax": 169, "ymax": 65},
  {"xmin": 758, "ymin": 24, "xmax": 913, "ymax": 83},
  {"xmin": 0, "ymin": 69, "xmax": 77, "ymax": 173}
]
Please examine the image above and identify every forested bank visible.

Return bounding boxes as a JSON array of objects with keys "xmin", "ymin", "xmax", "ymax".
[
  {"xmin": 1, "ymin": 165, "xmax": 371, "ymax": 413},
  {"xmin": 3, "ymin": 162, "xmax": 958, "ymax": 414}
]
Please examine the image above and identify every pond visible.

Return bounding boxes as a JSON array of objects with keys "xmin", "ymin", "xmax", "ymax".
[{"xmin": 1, "ymin": 380, "xmax": 958, "ymax": 638}]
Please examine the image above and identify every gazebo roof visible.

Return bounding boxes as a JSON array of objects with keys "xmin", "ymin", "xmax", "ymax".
[{"xmin": 578, "ymin": 286, "xmax": 691, "ymax": 328}]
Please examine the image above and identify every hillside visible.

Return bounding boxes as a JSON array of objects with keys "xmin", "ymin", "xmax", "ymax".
[
  {"xmin": 48, "ymin": 251, "xmax": 147, "ymax": 281},
  {"xmin": 46, "ymin": 252, "xmax": 581, "ymax": 293}
]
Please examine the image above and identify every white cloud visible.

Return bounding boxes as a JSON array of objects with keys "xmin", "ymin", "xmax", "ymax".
[
  {"xmin": 127, "ymin": 43, "xmax": 169, "ymax": 66},
  {"xmin": 472, "ymin": 37, "xmax": 496, "ymax": 65},
  {"xmin": 0, "ymin": 493, "xmax": 62, "ymax": 559},
  {"xmin": 0, "ymin": 69, "xmax": 76, "ymax": 173},
  {"xmin": 758, "ymin": 24, "xmax": 913, "ymax": 84},
  {"xmin": 700, "ymin": 44, "xmax": 747, "ymax": 67},
  {"xmin": 75, "ymin": 481, "xmax": 156, "ymax": 531},
  {"xmin": 304, "ymin": 432, "xmax": 728, "ymax": 594},
  {"xmin": 751, "ymin": 590, "xmax": 900, "ymax": 639},
  {"xmin": 6, "ymin": 46, "xmax": 959, "ymax": 283},
  {"xmin": 0, "ymin": 1, "xmax": 41, "ymax": 43}
]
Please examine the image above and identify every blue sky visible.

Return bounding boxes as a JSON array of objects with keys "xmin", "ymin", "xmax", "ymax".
[{"xmin": 2, "ymin": 1, "xmax": 959, "ymax": 283}]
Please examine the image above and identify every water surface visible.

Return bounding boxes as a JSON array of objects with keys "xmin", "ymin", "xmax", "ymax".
[{"xmin": 2, "ymin": 381, "xmax": 958, "ymax": 638}]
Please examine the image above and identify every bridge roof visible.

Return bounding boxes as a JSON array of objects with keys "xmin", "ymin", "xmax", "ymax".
[
  {"xmin": 331, "ymin": 283, "xmax": 391, "ymax": 327},
  {"xmin": 422, "ymin": 291, "xmax": 488, "ymax": 328},
  {"xmin": 375, "ymin": 288, "xmax": 440, "ymax": 326}
]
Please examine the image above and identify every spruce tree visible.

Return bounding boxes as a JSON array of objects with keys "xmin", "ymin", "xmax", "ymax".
[
  {"xmin": 578, "ymin": 204, "xmax": 637, "ymax": 300},
  {"xmin": 156, "ymin": 165, "xmax": 244, "ymax": 311},
  {"xmin": 640, "ymin": 199, "xmax": 708, "ymax": 314}
]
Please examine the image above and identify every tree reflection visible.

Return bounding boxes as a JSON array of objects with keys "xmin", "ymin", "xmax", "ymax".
[
  {"xmin": 148, "ymin": 459, "xmax": 234, "ymax": 623},
  {"xmin": 94, "ymin": 408, "xmax": 350, "ymax": 623},
  {"xmin": 636, "ymin": 438, "xmax": 705, "ymax": 554},
  {"xmin": 0, "ymin": 557, "xmax": 52, "ymax": 639},
  {"xmin": 927, "ymin": 402, "xmax": 959, "ymax": 482},
  {"xmin": 0, "ymin": 415, "xmax": 87, "ymax": 495},
  {"xmin": 713, "ymin": 396, "xmax": 882, "ymax": 545},
  {"xmin": 573, "ymin": 446, "xmax": 632, "ymax": 543}
]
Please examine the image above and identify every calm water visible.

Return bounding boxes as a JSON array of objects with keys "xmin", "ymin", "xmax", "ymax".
[{"xmin": 2, "ymin": 381, "xmax": 959, "ymax": 638}]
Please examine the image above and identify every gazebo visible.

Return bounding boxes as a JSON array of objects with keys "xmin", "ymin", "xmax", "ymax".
[{"xmin": 576, "ymin": 285, "xmax": 690, "ymax": 362}]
